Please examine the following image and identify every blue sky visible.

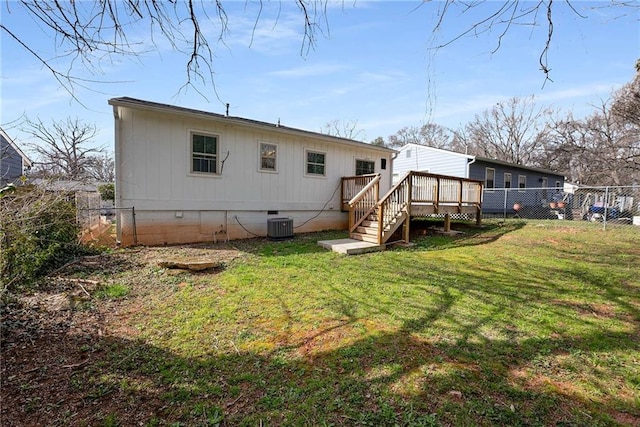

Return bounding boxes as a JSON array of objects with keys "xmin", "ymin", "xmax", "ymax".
[{"xmin": 1, "ymin": 1, "xmax": 638, "ymax": 156}]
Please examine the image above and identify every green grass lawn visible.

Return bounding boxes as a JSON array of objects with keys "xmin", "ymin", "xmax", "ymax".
[{"xmin": 79, "ymin": 221, "xmax": 640, "ymax": 425}]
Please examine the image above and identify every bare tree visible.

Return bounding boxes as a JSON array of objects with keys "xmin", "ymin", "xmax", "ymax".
[
  {"xmin": 86, "ymin": 153, "xmax": 115, "ymax": 182},
  {"xmin": 370, "ymin": 136, "xmax": 387, "ymax": 147},
  {"xmin": 542, "ymin": 99, "xmax": 640, "ymax": 185},
  {"xmin": 463, "ymin": 96, "xmax": 553, "ymax": 165},
  {"xmin": 320, "ymin": 119, "xmax": 365, "ymax": 141},
  {"xmin": 429, "ymin": 1, "xmax": 639, "ymax": 86},
  {"xmin": 23, "ymin": 117, "xmax": 103, "ymax": 181},
  {"xmin": 387, "ymin": 123, "xmax": 453, "ymax": 149},
  {"xmin": 0, "ymin": 0, "xmax": 329, "ymax": 101},
  {"xmin": 612, "ymin": 59, "xmax": 640, "ymax": 126},
  {"xmin": 2, "ymin": 1, "xmax": 638, "ymax": 100}
]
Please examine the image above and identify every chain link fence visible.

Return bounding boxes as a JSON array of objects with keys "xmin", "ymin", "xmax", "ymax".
[
  {"xmin": 75, "ymin": 192, "xmax": 123, "ymax": 245},
  {"xmin": 117, "ymin": 207, "xmax": 137, "ymax": 246},
  {"xmin": 482, "ymin": 185, "xmax": 640, "ymax": 230}
]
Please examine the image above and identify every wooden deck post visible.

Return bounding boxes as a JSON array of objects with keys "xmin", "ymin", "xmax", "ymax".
[
  {"xmin": 444, "ymin": 213, "xmax": 451, "ymax": 232},
  {"xmin": 404, "ymin": 172, "xmax": 413, "ymax": 243}
]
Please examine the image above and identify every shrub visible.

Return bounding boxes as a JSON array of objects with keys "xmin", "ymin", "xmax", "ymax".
[
  {"xmin": 98, "ymin": 183, "xmax": 115, "ymax": 201},
  {"xmin": 1, "ymin": 185, "xmax": 89, "ymax": 295}
]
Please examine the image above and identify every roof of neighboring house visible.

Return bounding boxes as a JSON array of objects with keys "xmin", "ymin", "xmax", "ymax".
[
  {"xmin": 109, "ymin": 97, "xmax": 396, "ymax": 154},
  {"xmin": 396, "ymin": 143, "xmax": 564, "ymax": 178},
  {"xmin": 30, "ymin": 179, "xmax": 108, "ymax": 192},
  {"xmin": 474, "ymin": 156, "xmax": 565, "ymax": 178},
  {"xmin": 398, "ymin": 143, "xmax": 474, "ymax": 160},
  {"xmin": 0, "ymin": 128, "xmax": 32, "ymax": 167}
]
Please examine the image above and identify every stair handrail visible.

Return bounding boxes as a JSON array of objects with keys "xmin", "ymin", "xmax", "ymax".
[
  {"xmin": 348, "ymin": 174, "xmax": 381, "ymax": 233},
  {"xmin": 376, "ymin": 171, "xmax": 412, "ymax": 242}
]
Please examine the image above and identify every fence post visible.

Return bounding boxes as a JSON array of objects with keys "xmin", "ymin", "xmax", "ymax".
[
  {"xmin": 503, "ymin": 188, "xmax": 508, "ymax": 219},
  {"xmin": 132, "ymin": 206, "xmax": 138, "ymax": 245},
  {"xmin": 603, "ymin": 187, "xmax": 609, "ymax": 231}
]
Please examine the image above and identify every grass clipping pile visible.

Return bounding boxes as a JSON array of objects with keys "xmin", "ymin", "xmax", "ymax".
[{"xmin": 1, "ymin": 244, "xmax": 243, "ymax": 426}]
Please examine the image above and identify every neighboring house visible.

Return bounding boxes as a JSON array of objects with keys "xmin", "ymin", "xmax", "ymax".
[
  {"xmin": 108, "ymin": 97, "xmax": 395, "ymax": 246},
  {"xmin": 0, "ymin": 128, "xmax": 32, "ymax": 186},
  {"xmin": 393, "ymin": 144, "xmax": 565, "ymax": 214}
]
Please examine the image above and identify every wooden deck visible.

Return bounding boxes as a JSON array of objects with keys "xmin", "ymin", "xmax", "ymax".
[{"xmin": 341, "ymin": 172, "xmax": 483, "ymax": 245}]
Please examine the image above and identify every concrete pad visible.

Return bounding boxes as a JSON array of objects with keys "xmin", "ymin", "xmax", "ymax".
[{"xmin": 318, "ymin": 238, "xmax": 385, "ymax": 255}]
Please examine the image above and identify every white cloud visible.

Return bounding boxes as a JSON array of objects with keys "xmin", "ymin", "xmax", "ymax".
[{"xmin": 268, "ymin": 63, "xmax": 350, "ymax": 78}]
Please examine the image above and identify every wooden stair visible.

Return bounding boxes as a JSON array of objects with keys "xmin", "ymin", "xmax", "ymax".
[
  {"xmin": 350, "ymin": 209, "xmax": 408, "ymax": 244},
  {"xmin": 351, "ymin": 213, "xmax": 379, "ymax": 243}
]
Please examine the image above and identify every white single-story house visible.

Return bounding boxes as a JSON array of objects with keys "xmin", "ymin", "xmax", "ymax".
[
  {"xmin": 393, "ymin": 144, "xmax": 565, "ymax": 214},
  {"xmin": 108, "ymin": 97, "xmax": 395, "ymax": 246}
]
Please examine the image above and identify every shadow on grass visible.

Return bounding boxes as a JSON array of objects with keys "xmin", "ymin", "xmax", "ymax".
[
  {"xmin": 405, "ymin": 219, "xmax": 527, "ymax": 253},
  {"xmin": 4, "ymin": 279, "xmax": 638, "ymax": 426}
]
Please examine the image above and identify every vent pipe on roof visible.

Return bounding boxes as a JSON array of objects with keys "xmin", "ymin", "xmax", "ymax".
[{"xmin": 225, "ymin": 103, "xmax": 229, "ymax": 117}]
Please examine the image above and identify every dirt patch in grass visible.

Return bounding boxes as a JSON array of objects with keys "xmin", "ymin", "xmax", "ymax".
[{"xmin": 1, "ymin": 245, "xmax": 245, "ymax": 426}]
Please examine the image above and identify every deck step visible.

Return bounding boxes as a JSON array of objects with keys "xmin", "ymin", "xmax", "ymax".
[
  {"xmin": 351, "ymin": 233, "xmax": 379, "ymax": 243},
  {"xmin": 356, "ymin": 225, "xmax": 378, "ymax": 235}
]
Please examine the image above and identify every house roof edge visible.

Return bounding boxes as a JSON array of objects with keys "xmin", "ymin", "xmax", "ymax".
[
  {"xmin": 0, "ymin": 127, "xmax": 32, "ymax": 167},
  {"xmin": 108, "ymin": 97, "xmax": 396, "ymax": 154}
]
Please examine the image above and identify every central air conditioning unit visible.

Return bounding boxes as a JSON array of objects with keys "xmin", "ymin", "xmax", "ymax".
[{"xmin": 267, "ymin": 217, "xmax": 294, "ymax": 239}]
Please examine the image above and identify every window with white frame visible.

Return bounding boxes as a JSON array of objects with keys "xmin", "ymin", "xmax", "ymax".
[
  {"xmin": 355, "ymin": 159, "xmax": 375, "ymax": 176},
  {"xmin": 306, "ymin": 150, "xmax": 326, "ymax": 176},
  {"xmin": 485, "ymin": 167, "xmax": 495, "ymax": 191},
  {"xmin": 191, "ymin": 132, "xmax": 218, "ymax": 174},
  {"xmin": 259, "ymin": 142, "xmax": 277, "ymax": 172},
  {"xmin": 541, "ymin": 177, "xmax": 548, "ymax": 199},
  {"xmin": 518, "ymin": 175, "xmax": 526, "ymax": 191},
  {"xmin": 504, "ymin": 172, "xmax": 512, "ymax": 189}
]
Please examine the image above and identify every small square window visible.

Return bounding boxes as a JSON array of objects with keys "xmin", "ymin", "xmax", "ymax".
[
  {"xmin": 306, "ymin": 150, "xmax": 326, "ymax": 176},
  {"xmin": 259, "ymin": 142, "xmax": 277, "ymax": 172}
]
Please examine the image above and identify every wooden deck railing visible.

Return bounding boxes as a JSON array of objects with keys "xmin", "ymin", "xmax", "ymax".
[
  {"xmin": 341, "ymin": 174, "xmax": 379, "ymax": 211},
  {"xmin": 377, "ymin": 171, "xmax": 411, "ymax": 243},
  {"xmin": 347, "ymin": 174, "xmax": 380, "ymax": 233},
  {"xmin": 342, "ymin": 171, "xmax": 483, "ymax": 245}
]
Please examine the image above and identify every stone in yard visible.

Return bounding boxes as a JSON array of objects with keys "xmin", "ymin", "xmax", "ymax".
[{"xmin": 158, "ymin": 258, "xmax": 223, "ymax": 271}]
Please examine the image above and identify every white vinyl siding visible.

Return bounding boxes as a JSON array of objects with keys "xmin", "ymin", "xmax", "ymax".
[
  {"xmin": 113, "ymin": 107, "xmax": 393, "ymax": 213},
  {"xmin": 393, "ymin": 144, "xmax": 472, "ymax": 182}
]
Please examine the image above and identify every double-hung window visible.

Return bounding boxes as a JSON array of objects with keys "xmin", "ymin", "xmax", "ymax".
[
  {"xmin": 259, "ymin": 142, "xmax": 277, "ymax": 172},
  {"xmin": 191, "ymin": 132, "xmax": 218, "ymax": 174},
  {"xmin": 306, "ymin": 150, "xmax": 326, "ymax": 176},
  {"xmin": 504, "ymin": 173, "xmax": 512, "ymax": 189},
  {"xmin": 518, "ymin": 175, "xmax": 527, "ymax": 191},
  {"xmin": 485, "ymin": 167, "xmax": 495, "ymax": 191}
]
